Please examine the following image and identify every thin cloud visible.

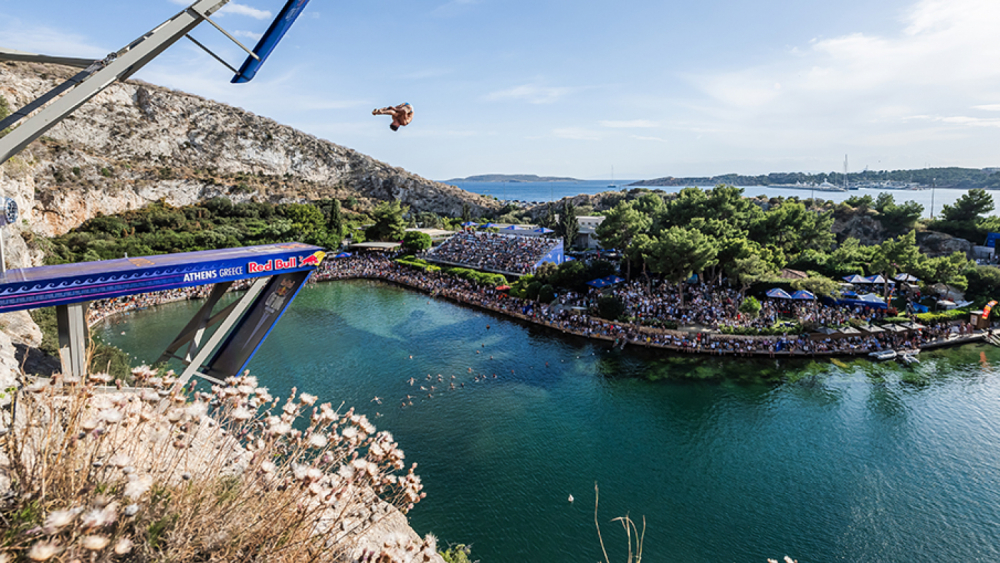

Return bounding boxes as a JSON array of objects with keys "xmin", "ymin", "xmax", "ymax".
[
  {"xmin": 631, "ymin": 135, "xmax": 667, "ymax": 142},
  {"xmin": 600, "ymin": 120, "xmax": 658, "ymax": 129},
  {"xmin": 233, "ymin": 30, "xmax": 263, "ymax": 41},
  {"xmin": 907, "ymin": 115, "xmax": 1000, "ymax": 128},
  {"xmin": 0, "ymin": 20, "xmax": 107, "ymax": 58},
  {"xmin": 681, "ymin": 0, "xmax": 1000, "ymax": 156},
  {"xmin": 484, "ymin": 84, "xmax": 574, "ymax": 104},
  {"xmin": 553, "ymin": 128, "xmax": 600, "ymax": 141},
  {"xmin": 219, "ymin": 3, "xmax": 273, "ymax": 20}
]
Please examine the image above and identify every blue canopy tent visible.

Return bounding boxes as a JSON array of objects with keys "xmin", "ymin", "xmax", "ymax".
[
  {"xmin": 895, "ymin": 273, "xmax": 920, "ymax": 282},
  {"xmin": 534, "ymin": 227, "xmax": 554, "ymax": 233},
  {"xmin": 864, "ymin": 275, "xmax": 894, "ymax": 285},
  {"xmin": 503, "ymin": 225, "xmax": 521, "ymax": 231},
  {"xmin": 766, "ymin": 288, "xmax": 793, "ymax": 299},
  {"xmin": 827, "ymin": 292, "xmax": 888, "ymax": 310},
  {"xmin": 842, "ymin": 275, "xmax": 867, "ymax": 284},
  {"xmin": 481, "ymin": 223, "xmax": 500, "ymax": 229},
  {"xmin": 460, "ymin": 221, "xmax": 478, "ymax": 227},
  {"xmin": 791, "ymin": 290, "xmax": 816, "ymax": 300},
  {"xmin": 586, "ymin": 275, "xmax": 625, "ymax": 289},
  {"xmin": 334, "ymin": 252, "xmax": 352, "ymax": 258}
]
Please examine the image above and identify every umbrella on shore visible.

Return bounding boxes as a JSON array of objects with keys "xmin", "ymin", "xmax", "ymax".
[
  {"xmin": 334, "ymin": 252, "xmax": 352, "ymax": 258},
  {"xmin": 503, "ymin": 225, "xmax": 521, "ymax": 230},
  {"xmin": 534, "ymin": 227, "xmax": 554, "ymax": 233},
  {"xmin": 790, "ymin": 290, "xmax": 816, "ymax": 300},
  {"xmin": 766, "ymin": 288, "xmax": 793, "ymax": 299},
  {"xmin": 842, "ymin": 275, "xmax": 867, "ymax": 284},
  {"xmin": 864, "ymin": 275, "xmax": 894, "ymax": 285},
  {"xmin": 461, "ymin": 221, "xmax": 478, "ymax": 227},
  {"xmin": 482, "ymin": 223, "xmax": 500, "ymax": 228}
]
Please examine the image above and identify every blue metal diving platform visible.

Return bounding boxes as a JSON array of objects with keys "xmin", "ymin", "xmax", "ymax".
[{"xmin": 0, "ymin": 243, "xmax": 326, "ymax": 386}]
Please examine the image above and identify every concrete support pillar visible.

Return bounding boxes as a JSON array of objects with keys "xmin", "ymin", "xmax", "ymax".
[{"xmin": 56, "ymin": 301, "xmax": 89, "ymax": 378}]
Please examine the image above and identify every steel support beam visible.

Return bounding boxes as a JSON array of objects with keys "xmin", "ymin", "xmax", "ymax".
[
  {"xmin": 0, "ymin": 0, "xmax": 231, "ymax": 166},
  {"xmin": 168, "ymin": 277, "xmax": 269, "ymax": 391}
]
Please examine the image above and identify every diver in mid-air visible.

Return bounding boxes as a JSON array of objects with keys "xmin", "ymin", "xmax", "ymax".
[{"xmin": 373, "ymin": 103, "xmax": 414, "ymax": 131}]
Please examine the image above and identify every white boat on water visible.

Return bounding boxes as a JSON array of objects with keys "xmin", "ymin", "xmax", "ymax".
[
  {"xmin": 869, "ymin": 350, "xmax": 897, "ymax": 361},
  {"xmin": 899, "ymin": 354, "xmax": 920, "ymax": 366}
]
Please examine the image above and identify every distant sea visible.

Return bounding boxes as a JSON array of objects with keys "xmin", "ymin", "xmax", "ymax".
[{"xmin": 446, "ymin": 179, "xmax": 985, "ymax": 219}]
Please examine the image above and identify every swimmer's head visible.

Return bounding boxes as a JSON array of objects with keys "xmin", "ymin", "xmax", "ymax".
[{"xmin": 390, "ymin": 123, "xmax": 399, "ymax": 131}]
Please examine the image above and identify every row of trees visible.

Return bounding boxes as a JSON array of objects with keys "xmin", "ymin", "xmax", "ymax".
[{"xmin": 591, "ymin": 186, "xmax": 996, "ymax": 304}]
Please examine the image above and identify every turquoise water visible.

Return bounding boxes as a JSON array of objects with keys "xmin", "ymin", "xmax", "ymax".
[
  {"xmin": 94, "ymin": 280, "xmax": 1000, "ymax": 562},
  {"xmin": 450, "ymin": 179, "xmax": 976, "ymax": 219}
]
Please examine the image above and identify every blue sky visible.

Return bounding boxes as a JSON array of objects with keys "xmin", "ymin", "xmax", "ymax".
[{"xmin": 2, "ymin": 0, "xmax": 998, "ymax": 181}]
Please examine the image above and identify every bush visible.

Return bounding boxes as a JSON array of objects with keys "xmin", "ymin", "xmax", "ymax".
[
  {"xmin": 538, "ymin": 284, "xmax": 556, "ymax": 303},
  {"xmin": 914, "ymin": 309, "xmax": 972, "ymax": 324},
  {"xmin": 402, "ymin": 231, "xmax": 432, "ymax": 254},
  {"xmin": 597, "ymin": 295, "xmax": 626, "ymax": 320},
  {"xmin": 738, "ymin": 296, "xmax": 761, "ymax": 318},
  {"xmin": 526, "ymin": 281, "xmax": 542, "ymax": 300}
]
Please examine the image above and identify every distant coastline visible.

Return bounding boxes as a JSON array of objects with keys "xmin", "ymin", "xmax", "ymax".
[{"xmin": 444, "ymin": 174, "xmax": 581, "ymax": 183}]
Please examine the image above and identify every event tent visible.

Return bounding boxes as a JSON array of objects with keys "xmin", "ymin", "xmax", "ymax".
[
  {"xmin": 461, "ymin": 221, "xmax": 478, "ymax": 227},
  {"xmin": 895, "ymin": 273, "xmax": 920, "ymax": 282},
  {"xmin": 842, "ymin": 275, "xmax": 867, "ymax": 284},
  {"xmin": 586, "ymin": 275, "xmax": 625, "ymax": 289},
  {"xmin": 334, "ymin": 252, "xmax": 352, "ymax": 258},
  {"xmin": 766, "ymin": 288, "xmax": 793, "ymax": 299},
  {"xmin": 790, "ymin": 290, "xmax": 816, "ymax": 300},
  {"xmin": 533, "ymin": 227, "xmax": 554, "ymax": 233}
]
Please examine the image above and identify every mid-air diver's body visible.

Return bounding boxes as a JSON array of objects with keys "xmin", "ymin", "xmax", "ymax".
[{"xmin": 373, "ymin": 103, "xmax": 414, "ymax": 131}]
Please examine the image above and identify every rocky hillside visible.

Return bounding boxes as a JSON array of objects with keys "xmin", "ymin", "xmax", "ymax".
[
  {"xmin": 0, "ymin": 60, "xmax": 498, "ymax": 249},
  {"xmin": 0, "ymin": 60, "xmax": 498, "ymax": 405}
]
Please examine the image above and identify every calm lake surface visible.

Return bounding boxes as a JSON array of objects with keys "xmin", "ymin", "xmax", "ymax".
[
  {"xmin": 95, "ymin": 280, "xmax": 1000, "ymax": 563},
  {"xmin": 449, "ymin": 179, "xmax": 981, "ymax": 219}
]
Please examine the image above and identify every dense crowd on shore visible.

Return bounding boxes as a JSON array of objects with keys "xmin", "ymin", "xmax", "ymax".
[
  {"xmin": 85, "ymin": 251, "xmax": 984, "ymax": 358},
  {"xmin": 427, "ymin": 232, "xmax": 558, "ymax": 274},
  {"xmin": 313, "ymin": 254, "xmax": 983, "ymax": 358}
]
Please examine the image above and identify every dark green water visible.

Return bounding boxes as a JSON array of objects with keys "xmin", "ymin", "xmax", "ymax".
[{"xmin": 94, "ymin": 280, "xmax": 1000, "ymax": 563}]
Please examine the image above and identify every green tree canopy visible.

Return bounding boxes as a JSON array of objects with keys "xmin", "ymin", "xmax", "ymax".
[
  {"xmin": 941, "ymin": 188, "xmax": 994, "ymax": 222},
  {"xmin": 642, "ymin": 227, "xmax": 719, "ymax": 307},
  {"xmin": 365, "ymin": 199, "xmax": 409, "ymax": 242}
]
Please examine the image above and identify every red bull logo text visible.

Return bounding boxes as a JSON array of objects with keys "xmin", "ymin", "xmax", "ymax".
[{"xmin": 248, "ymin": 257, "xmax": 298, "ymax": 274}]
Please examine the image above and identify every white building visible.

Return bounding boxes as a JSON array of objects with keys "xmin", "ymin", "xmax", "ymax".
[{"xmin": 575, "ymin": 216, "xmax": 605, "ymax": 249}]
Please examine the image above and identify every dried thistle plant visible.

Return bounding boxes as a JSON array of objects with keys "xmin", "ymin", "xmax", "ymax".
[
  {"xmin": 1, "ymin": 367, "xmax": 438, "ymax": 562},
  {"xmin": 594, "ymin": 483, "xmax": 645, "ymax": 563}
]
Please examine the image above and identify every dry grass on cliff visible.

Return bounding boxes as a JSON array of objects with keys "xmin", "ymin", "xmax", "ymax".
[{"xmin": 1, "ymin": 368, "xmax": 440, "ymax": 562}]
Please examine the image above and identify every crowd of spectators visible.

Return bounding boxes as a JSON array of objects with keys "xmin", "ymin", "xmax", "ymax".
[
  {"xmin": 548, "ymin": 279, "xmax": 892, "ymax": 332},
  {"xmin": 427, "ymin": 232, "xmax": 558, "ymax": 274},
  {"xmin": 313, "ymin": 254, "xmax": 984, "ymax": 358}
]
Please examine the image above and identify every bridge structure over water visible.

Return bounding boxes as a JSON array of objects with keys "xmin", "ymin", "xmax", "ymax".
[{"xmin": 0, "ymin": 243, "xmax": 325, "ymax": 387}]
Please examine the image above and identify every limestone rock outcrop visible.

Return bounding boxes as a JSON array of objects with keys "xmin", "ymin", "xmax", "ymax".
[{"xmin": 917, "ymin": 230, "xmax": 973, "ymax": 258}]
